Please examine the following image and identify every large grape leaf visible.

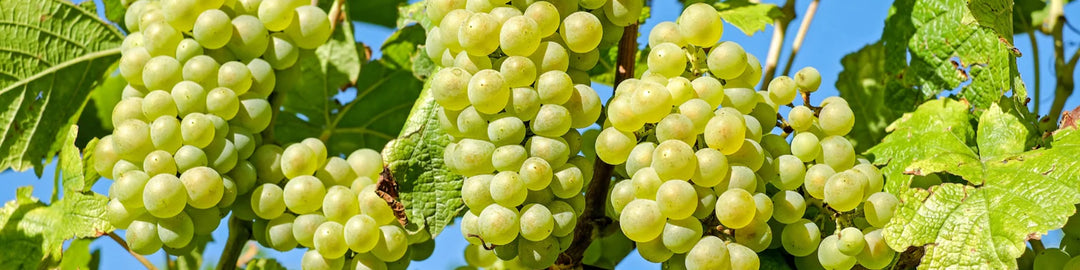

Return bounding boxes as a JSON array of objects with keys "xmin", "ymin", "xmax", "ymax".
[
  {"xmin": 713, "ymin": 0, "xmax": 783, "ymax": 36},
  {"xmin": 882, "ymin": 0, "xmax": 1020, "ymax": 109},
  {"xmin": 75, "ymin": 65, "xmax": 125, "ymax": 146},
  {"xmin": 349, "ymin": 0, "xmax": 407, "ymax": 28},
  {"xmin": 382, "ymin": 86, "xmax": 464, "ymax": 237},
  {"xmin": 866, "ymin": 98, "xmax": 977, "ymax": 193},
  {"xmin": 835, "ymin": 42, "xmax": 919, "ymax": 154},
  {"xmin": 0, "ymin": 187, "xmax": 113, "ymax": 269},
  {"xmin": 0, "ymin": 0, "xmax": 124, "ymax": 175}
]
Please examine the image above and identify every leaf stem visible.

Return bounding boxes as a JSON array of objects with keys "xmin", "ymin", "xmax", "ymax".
[
  {"xmin": 761, "ymin": 0, "xmax": 796, "ymax": 85},
  {"xmin": 1028, "ymin": 30, "xmax": 1041, "ymax": 113},
  {"xmin": 1031, "ymin": 239, "xmax": 1046, "ymax": 253},
  {"xmin": 552, "ymin": 23, "xmax": 639, "ymax": 270},
  {"xmin": 780, "ymin": 0, "xmax": 820, "ymax": 76},
  {"xmin": 107, "ymin": 232, "xmax": 158, "ymax": 270},
  {"xmin": 217, "ymin": 216, "xmax": 251, "ymax": 270}
]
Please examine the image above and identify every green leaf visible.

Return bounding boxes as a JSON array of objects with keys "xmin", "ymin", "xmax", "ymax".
[
  {"xmin": 383, "ymin": 86, "xmax": 464, "ymax": 237},
  {"xmin": 714, "ymin": 0, "xmax": 783, "ymax": 36},
  {"xmin": 381, "ymin": 25, "xmax": 426, "ymax": 72},
  {"xmin": 396, "ymin": 1, "xmax": 432, "ymax": 30},
  {"xmin": 59, "ymin": 125, "xmax": 98, "ymax": 195},
  {"xmin": 58, "ymin": 238, "xmax": 98, "ymax": 270},
  {"xmin": 976, "ymin": 103, "xmax": 1029, "ymax": 159},
  {"xmin": 582, "ymin": 230, "xmax": 634, "ymax": 269},
  {"xmin": 589, "ymin": 45, "xmax": 649, "ymax": 86},
  {"xmin": 101, "ymin": 0, "xmax": 128, "ymax": 33},
  {"xmin": 0, "ymin": 188, "xmax": 112, "ymax": 268},
  {"xmin": 349, "ymin": 0, "xmax": 406, "ymax": 28},
  {"xmin": 881, "ymin": 0, "xmax": 1019, "ymax": 109},
  {"xmin": 0, "ymin": 0, "xmax": 124, "ymax": 175},
  {"xmin": 246, "ymin": 258, "xmax": 287, "ymax": 270},
  {"xmin": 758, "ymin": 250, "xmax": 795, "ymax": 270},
  {"xmin": 174, "ymin": 235, "xmax": 212, "ymax": 270},
  {"xmin": 835, "ymin": 42, "xmax": 917, "ymax": 154},
  {"xmin": 866, "ymin": 98, "xmax": 976, "ymax": 193}
]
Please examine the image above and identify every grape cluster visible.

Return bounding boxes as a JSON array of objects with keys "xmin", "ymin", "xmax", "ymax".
[
  {"xmin": 1023, "ymin": 215, "xmax": 1080, "ymax": 269},
  {"xmin": 590, "ymin": 3, "xmax": 898, "ymax": 269},
  {"xmin": 424, "ymin": 0, "xmax": 615, "ymax": 267}
]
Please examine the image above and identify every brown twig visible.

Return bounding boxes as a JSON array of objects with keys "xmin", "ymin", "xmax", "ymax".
[
  {"xmin": 551, "ymin": 23, "xmax": 638, "ymax": 270},
  {"xmin": 780, "ymin": 0, "xmax": 820, "ymax": 76},
  {"xmin": 217, "ymin": 216, "xmax": 251, "ymax": 270},
  {"xmin": 107, "ymin": 232, "xmax": 158, "ymax": 270},
  {"xmin": 761, "ymin": 0, "xmax": 796, "ymax": 85}
]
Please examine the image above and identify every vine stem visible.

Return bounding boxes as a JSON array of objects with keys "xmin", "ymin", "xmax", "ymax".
[
  {"xmin": 551, "ymin": 23, "xmax": 639, "ymax": 270},
  {"xmin": 1031, "ymin": 239, "xmax": 1046, "ymax": 253},
  {"xmin": 761, "ymin": 0, "xmax": 795, "ymax": 85},
  {"xmin": 780, "ymin": 0, "xmax": 820, "ymax": 76},
  {"xmin": 107, "ymin": 232, "xmax": 158, "ymax": 270},
  {"xmin": 217, "ymin": 216, "xmax": 251, "ymax": 270},
  {"xmin": 1048, "ymin": 0, "xmax": 1075, "ymax": 122},
  {"xmin": 327, "ymin": 0, "xmax": 345, "ymax": 32},
  {"xmin": 1027, "ymin": 30, "xmax": 1041, "ymax": 113}
]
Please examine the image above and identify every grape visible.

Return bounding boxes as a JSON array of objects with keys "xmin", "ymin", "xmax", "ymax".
[
  {"xmin": 647, "ymin": 43, "xmax": 687, "ymax": 78},
  {"xmin": 649, "ymin": 21, "xmax": 686, "ymax": 47},
  {"xmin": 286, "ymin": 6, "xmax": 332, "ymax": 49},
  {"xmin": 478, "ymin": 204, "xmax": 520, "ymax": 245},
  {"xmin": 315, "ymin": 157, "xmax": 357, "ymax": 187},
  {"xmin": 619, "ymin": 199, "xmax": 665, "ymax": 242},
  {"xmin": 606, "ymin": 96, "xmax": 644, "ymax": 132},
  {"xmin": 281, "ymin": 143, "xmax": 317, "ymax": 179},
  {"xmin": 251, "ymin": 183, "xmax": 286, "ymax": 219},
  {"xmin": 282, "ymin": 175, "xmax": 325, "ymax": 214},
  {"xmin": 551, "ymin": 165, "xmax": 584, "ymax": 198},
  {"xmin": 750, "ymin": 193, "xmax": 774, "ymax": 223},
  {"xmin": 836, "ymin": 227, "xmax": 865, "ymax": 256},
  {"xmin": 112, "ymin": 97, "xmax": 147, "ymax": 128},
  {"xmin": 824, "ymin": 171, "xmax": 867, "ymax": 212},
  {"xmin": 715, "ymin": 188, "xmax": 756, "ymax": 229},
  {"xmin": 465, "ymin": 0, "xmax": 496, "ymax": 12},
  {"xmin": 864, "ymin": 192, "xmax": 899, "ymax": 228},
  {"xmin": 500, "ymin": 56, "xmax": 537, "ymax": 88},
  {"xmin": 322, "ymin": 186, "xmax": 359, "ymax": 224},
  {"xmin": 219, "ymin": 176, "xmax": 239, "ymax": 207},
  {"xmin": 853, "ymin": 163, "xmax": 884, "ymax": 197},
  {"xmin": 142, "ymin": 91, "xmax": 178, "ymax": 121},
  {"xmin": 465, "ymin": 243, "xmax": 498, "ymax": 267},
  {"xmin": 518, "ymin": 237, "xmax": 561, "ymax": 269},
  {"xmin": 727, "ymin": 243, "xmax": 760, "ymax": 270},
  {"xmin": 245, "ymin": 59, "xmax": 277, "ymax": 98},
  {"xmin": 771, "ymin": 190, "xmax": 806, "ymax": 224},
  {"xmin": 631, "ymin": 167, "xmax": 662, "ymax": 200},
  {"xmin": 467, "ymin": 69, "xmax": 509, "ymax": 114},
  {"xmin": 630, "ymin": 81, "xmax": 674, "ymax": 124},
  {"xmin": 314, "ymin": 221, "xmax": 349, "ymax": 259},
  {"xmin": 431, "ymin": 68, "xmax": 472, "ymax": 111},
  {"xmin": 536, "ymin": 71, "xmax": 573, "ymax": 104},
  {"xmin": 259, "ymin": 0, "xmax": 303, "ymax": 31},
  {"xmin": 252, "ymin": 145, "xmax": 285, "ymax": 184},
  {"xmin": 175, "ymin": 38, "xmax": 203, "ymax": 64},
  {"xmin": 685, "ymin": 236, "xmax": 729, "ymax": 270},
  {"xmin": 604, "ymin": 0, "xmax": 644, "ymax": 26},
  {"xmin": 733, "ymin": 220, "xmax": 772, "ymax": 252},
  {"xmin": 439, "ymin": 9, "xmax": 471, "ymax": 51},
  {"xmin": 142, "ymin": 56, "xmax": 183, "ymax": 91},
  {"xmin": 660, "ymin": 217, "xmax": 702, "ymax": 254},
  {"xmin": 529, "ymin": 41, "xmax": 570, "ymax": 73},
  {"xmin": 656, "ymin": 180, "xmax": 697, "ymax": 219},
  {"xmin": 773, "ymin": 155, "xmax": 806, "ymax": 190},
  {"xmin": 791, "ymin": 132, "xmax": 821, "ymax": 163},
  {"xmin": 143, "ymin": 23, "xmax": 183, "ymax": 57},
  {"xmin": 161, "ymin": 0, "xmax": 200, "ymax": 32},
  {"xmin": 179, "ymin": 166, "xmax": 225, "ymax": 209},
  {"xmin": 172, "ymin": 81, "xmax": 207, "ymax": 117},
  {"xmin": 722, "ymin": 88, "xmax": 758, "ymax": 115},
  {"xmin": 656, "ymin": 113, "xmax": 696, "ymax": 145},
  {"xmin": 455, "ymin": 106, "xmax": 489, "ymax": 139},
  {"xmin": 804, "ymin": 164, "xmax": 835, "ymax": 199},
  {"xmin": 526, "ymin": 136, "xmax": 570, "ymax": 168},
  {"xmin": 351, "ymin": 253, "xmax": 389, "ymax": 270},
  {"xmin": 228, "ymin": 15, "xmax": 269, "ymax": 61},
  {"xmin": 143, "ymin": 174, "xmax": 188, "ymax": 218},
  {"xmin": 113, "ymin": 170, "xmax": 149, "ymax": 208},
  {"xmin": 452, "ymin": 139, "xmax": 496, "ymax": 176},
  {"xmin": 691, "ymin": 185, "xmax": 717, "ymax": 219},
  {"xmin": 795, "ymin": 67, "xmax": 822, "ymax": 93},
  {"xmin": 266, "ymin": 213, "xmax": 298, "ymax": 251},
  {"xmin": 127, "ymin": 216, "xmax": 163, "ymax": 255},
  {"xmin": 519, "ymin": 203, "xmax": 555, "ymax": 241},
  {"xmin": 353, "ymin": 187, "xmax": 392, "ymax": 226},
  {"xmin": 263, "ymin": 33, "xmax": 300, "ymax": 70},
  {"xmin": 180, "ymin": 113, "xmax": 215, "ymax": 148},
  {"xmin": 524, "ymin": 1, "xmax": 560, "ymax": 36},
  {"xmin": 638, "ymin": 237, "xmax": 674, "ymax": 263},
  {"xmin": 107, "ymin": 198, "xmax": 142, "ymax": 229},
  {"xmin": 819, "ymin": 102, "xmax": 855, "ymax": 136},
  {"xmin": 856, "ymin": 229, "xmax": 895, "ymax": 269},
  {"xmin": 112, "ymin": 160, "xmax": 140, "ymax": 181},
  {"xmin": 371, "ymin": 225, "xmax": 409, "ymax": 261},
  {"xmin": 781, "ymin": 219, "xmax": 821, "ymax": 257},
  {"xmin": 174, "ymin": 145, "xmax": 208, "ymax": 172},
  {"xmin": 348, "ymin": 148, "xmax": 384, "ymax": 180},
  {"xmin": 427, "ymin": 0, "xmax": 466, "ymax": 25},
  {"xmin": 302, "ymin": 250, "xmax": 345, "ymax": 270},
  {"xmin": 726, "ymin": 139, "xmax": 765, "ymax": 171},
  {"xmin": 560, "ymin": 11, "xmax": 602, "ymax": 53},
  {"xmin": 624, "ymin": 142, "xmax": 655, "ymax": 177},
  {"xmin": 565, "ymin": 85, "xmax": 603, "ymax": 128},
  {"xmin": 531, "ymin": 104, "xmax": 572, "ymax": 137},
  {"xmin": 490, "ymin": 171, "xmax": 527, "ymax": 207},
  {"xmin": 767, "ymin": 76, "xmax": 797, "ymax": 105},
  {"xmin": 459, "ymin": 13, "xmax": 500, "ymax": 56},
  {"xmin": 218, "ymin": 61, "xmax": 253, "ymax": 95},
  {"xmin": 704, "ymin": 108, "xmax": 746, "ymax": 155},
  {"xmin": 817, "ymin": 234, "xmax": 856, "ymax": 270},
  {"xmin": 292, "ymin": 213, "xmax": 327, "ymax": 247}
]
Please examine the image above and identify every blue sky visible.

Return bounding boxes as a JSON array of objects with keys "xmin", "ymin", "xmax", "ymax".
[{"xmin": 1, "ymin": 0, "xmax": 1078, "ymax": 269}]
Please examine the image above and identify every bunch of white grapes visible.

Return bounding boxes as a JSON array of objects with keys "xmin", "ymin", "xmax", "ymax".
[
  {"xmin": 96, "ymin": 0, "xmax": 341, "ymax": 263},
  {"xmin": 1022, "ymin": 213, "xmax": 1080, "ymax": 269},
  {"xmin": 228, "ymin": 138, "xmax": 429, "ymax": 270},
  {"xmin": 423, "ymin": 0, "xmax": 631, "ymax": 268},
  {"xmin": 589, "ymin": 3, "xmax": 899, "ymax": 270}
]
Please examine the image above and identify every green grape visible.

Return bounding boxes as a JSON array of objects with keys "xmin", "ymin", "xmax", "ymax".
[
  {"xmin": 715, "ymin": 188, "xmax": 756, "ymax": 229},
  {"xmin": 804, "ymin": 164, "xmax": 835, "ymax": 200},
  {"xmin": 280, "ymin": 143, "xmax": 319, "ymax": 180},
  {"xmin": 426, "ymin": 0, "xmax": 466, "ymax": 25},
  {"xmin": 258, "ymin": 0, "xmax": 302, "ymax": 31},
  {"xmin": 143, "ymin": 56, "xmax": 183, "ymax": 91},
  {"xmin": 478, "ymin": 204, "xmax": 520, "ymax": 245},
  {"xmin": 526, "ymin": 136, "xmax": 570, "ymax": 168},
  {"xmin": 647, "ymin": 43, "xmax": 687, "ymax": 78},
  {"xmin": 206, "ymin": 88, "xmax": 239, "ymax": 121},
  {"xmin": 530, "ymin": 41, "xmax": 570, "ymax": 73},
  {"xmin": 836, "ymin": 227, "xmax": 865, "ymax": 256},
  {"xmin": 281, "ymin": 175, "xmax": 325, "ymax": 214},
  {"xmin": 604, "ymin": 0, "xmax": 644, "ymax": 26},
  {"xmin": 732, "ymin": 54, "xmax": 762, "ymax": 87},
  {"xmin": 263, "ymin": 33, "xmax": 299, "ymax": 70},
  {"xmin": 292, "ymin": 213, "xmax": 326, "ymax": 247},
  {"xmin": 771, "ymin": 190, "xmax": 806, "ymax": 224},
  {"xmin": 467, "ymin": 69, "xmax": 509, "ymax": 114},
  {"xmin": 795, "ymin": 67, "xmax": 822, "ymax": 93},
  {"xmin": 347, "ymin": 148, "xmax": 384, "ymax": 180},
  {"xmin": 179, "ymin": 166, "xmax": 224, "ymax": 209},
  {"xmin": 490, "ymin": 171, "xmax": 527, "ymax": 207},
  {"xmin": 551, "ymin": 164, "xmax": 584, "ymax": 199},
  {"xmin": 742, "ymin": 115, "xmax": 763, "ymax": 142},
  {"xmin": 569, "ymin": 49, "xmax": 600, "ymax": 71},
  {"xmin": 524, "ymin": 1, "xmax": 560, "ymax": 36},
  {"xmin": 144, "ymin": 22, "xmax": 183, "ymax": 57},
  {"xmin": 510, "ymin": 156, "xmax": 547, "ymax": 191},
  {"xmin": 111, "ymin": 160, "xmax": 140, "ymax": 181},
  {"xmin": 624, "ymin": 142, "xmax": 655, "ymax": 177},
  {"xmin": 228, "ymin": 15, "xmax": 270, "ymax": 61},
  {"xmin": 519, "ymin": 203, "xmax": 555, "ymax": 241},
  {"xmin": 692, "ymin": 185, "xmax": 718, "ymax": 219},
  {"xmin": 245, "ymin": 59, "xmax": 277, "ymax": 99},
  {"xmin": 864, "ymin": 192, "xmax": 899, "ymax": 228},
  {"xmin": 315, "ymin": 157, "xmax": 357, "ymax": 187},
  {"xmin": 518, "ymin": 237, "xmax": 561, "ymax": 269},
  {"xmin": 124, "ymin": 1, "xmax": 153, "ymax": 31},
  {"xmin": 648, "ymin": 21, "xmax": 686, "ymax": 47},
  {"xmin": 218, "ymin": 61, "xmax": 253, "ymax": 95},
  {"xmin": 161, "ymin": 0, "xmax": 200, "ymax": 32},
  {"xmin": 454, "ymin": 49, "xmax": 492, "ymax": 73},
  {"xmin": 314, "ymin": 221, "xmax": 349, "ymax": 259},
  {"xmin": 464, "ymin": 243, "xmax": 497, "ymax": 267},
  {"xmin": 563, "ymin": 129, "xmax": 583, "ymax": 156},
  {"xmin": 190, "ymin": 10, "xmax": 231, "ymax": 50},
  {"xmin": 856, "ymin": 229, "xmax": 895, "ymax": 269},
  {"xmin": 751, "ymin": 193, "xmax": 774, "ymax": 223},
  {"xmin": 143, "ymin": 174, "xmax": 188, "ymax": 218},
  {"xmin": 114, "ymin": 170, "xmax": 149, "ymax": 207},
  {"xmin": 819, "ymin": 102, "xmax": 855, "ymax": 137},
  {"xmin": 206, "ymin": 114, "xmax": 229, "ymax": 140},
  {"xmin": 536, "ymin": 71, "xmax": 574, "ymax": 104},
  {"xmin": 266, "ymin": 213, "xmax": 298, "ymax": 251},
  {"xmin": 824, "ymin": 171, "xmax": 867, "ymax": 212},
  {"xmin": 726, "ymin": 139, "xmax": 764, "ymax": 171},
  {"xmin": 302, "ymin": 249, "xmax": 345, "ymax": 270},
  {"xmin": 656, "ymin": 113, "xmax": 696, "ymax": 145},
  {"xmin": 853, "ymin": 163, "xmax": 884, "ymax": 197},
  {"xmin": 734, "ymin": 220, "xmax": 772, "ymax": 252},
  {"xmin": 531, "ymin": 104, "xmax": 572, "ymax": 137},
  {"xmin": 127, "ymin": 216, "xmax": 163, "ymax": 255},
  {"xmin": 438, "ymin": 9, "xmax": 471, "ymax": 51},
  {"xmin": 360, "ymin": 184, "xmax": 397, "ymax": 225},
  {"xmin": 286, "ymin": 6, "xmax": 332, "ymax": 49},
  {"xmin": 174, "ymin": 145, "xmax": 208, "ymax": 172},
  {"xmin": 619, "ymin": 199, "xmax": 665, "ymax": 242},
  {"xmin": 679, "ymin": 99, "xmax": 714, "ymax": 138},
  {"xmin": 322, "ymin": 186, "xmax": 359, "ymax": 224},
  {"xmin": 817, "ymin": 234, "xmax": 856, "ymax": 270},
  {"xmin": 252, "ymin": 145, "xmax": 285, "ymax": 184},
  {"xmin": 691, "ymin": 76, "xmax": 725, "ymax": 108},
  {"xmin": 772, "ymin": 155, "xmax": 806, "ymax": 190},
  {"xmin": 185, "ymin": 207, "xmax": 221, "ymax": 235},
  {"xmin": 500, "ymin": 56, "xmax": 537, "ymax": 88},
  {"xmin": 139, "ymin": 6, "xmax": 167, "ymax": 32},
  {"xmin": 560, "ymin": 11, "xmax": 602, "ymax": 53},
  {"xmin": 704, "ymin": 108, "xmax": 746, "ymax": 155},
  {"xmin": 459, "ymin": 13, "xmax": 500, "ymax": 56},
  {"xmin": 455, "ymin": 106, "xmax": 489, "ymax": 140},
  {"xmin": 787, "ymin": 105, "xmax": 814, "ymax": 131},
  {"xmin": 219, "ymin": 176, "xmax": 239, "ymax": 207},
  {"xmin": 781, "ymin": 219, "xmax": 821, "ymax": 256},
  {"xmin": 112, "ymin": 96, "xmax": 146, "ymax": 127},
  {"xmin": 465, "ymin": 0, "xmax": 496, "ymax": 12},
  {"xmin": 228, "ymin": 162, "xmax": 257, "ymax": 195},
  {"xmin": 251, "ymin": 183, "xmax": 286, "ymax": 219},
  {"xmin": 819, "ymin": 135, "xmax": 856, "ymax": 171},
  {"xmin": 721, "ymin": 88, "xmax": 757, "ymax": 114},
  {"xmin": 431, "ymin": 67, "xmax": 472, "ymax": 110},
  {"xmin": 142, "ymin": 90, "xmax": 177, "ymax": 120},
  {"xmin": 631, "ymin": 167, "xmax": 662, "ymax": 200},
  {"xmin": 179, "ymin": 113, "xmax": 214, "ymax": 148},
  {"xmin": 665, "ymin": 77, "xmax": 695, "ymax": 105},
  {"xmin": 726, "ymin": 243, "xmax": 759, "ymax": 270},
  {"xmin": 705, "ymin": 42, "xmax": 746, "ymax": 79},
  {"xmin": 606, "ymin": 96, "xmax": 644, "ymax": 132},
  {"xmin": 341, "ymin": 214, "xmax": 379, "ymax": 253},
  {"xmin": 550, "ymin": 200, "xmax": 577, "ymax": 237},
  {"xmin": 638, "ymin": 236, "xmax": 674, "ymax": 263},
  {"xmin": 453, "ymin": 139, "xmax": 496, "ymax": 176},
  {"xmin": 1034, "ymin": 248, "xmax": 1071, "ymax": 269},
  {"xmin": 630, "ymin": 81, "xmax": 673, "ymax": 123},
  {"xmin": 768, "ymin": 76, "xmax": 797, "ymax": 105},
  {"xmin": 663, "ymin": 217, "xmax": 703, "ymax": 253},
  {"xmin": 107, "ymin": 198, "xmax": 142, "ymax": 229},
  {"xmin": 608, "ymin": 180, "xmax": 635, "ymax": 216},
  {"xmin": 170, "ymin": 82, "xmax": 206, "ymax": 118},
  {"xmin": 175, "ymin": 39, "xmax": 203, "ymax": 64},
  {"xmin": 791, "ymin": 132, "xmax": 821, "ymax": 163},
  {"xmin": 350, "ymin": 253, "xmax": 389, "ymax": 270},
  {"xmin": 656, "ymin": 180, "xmax": 697, "ymax": 220},
  {"xmin": 685, "ymin": 236, "xmax": 729, "ymax": 270}
]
